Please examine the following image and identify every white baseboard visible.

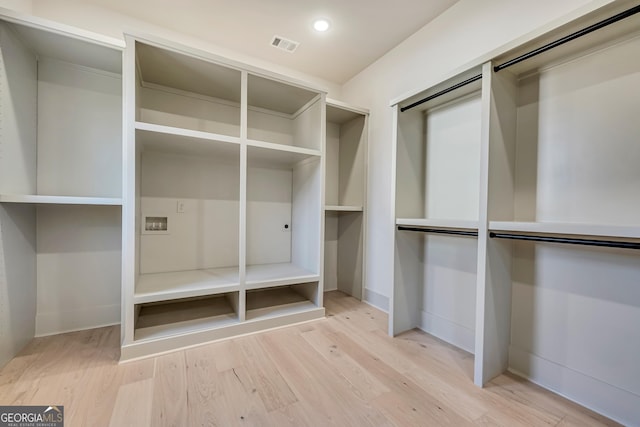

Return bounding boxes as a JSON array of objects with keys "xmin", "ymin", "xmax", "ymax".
[
  {"xmin": 363, "ymin": 288, "xmax": 389, "ymax": 312},
  {"xmin": 35, "ymin": 304, "xmax": 120, "ymax": 337},
  {"xmin": 509, "ymin": 345, "xmax": 640, "ymax": 426},
  {"xmin": 420, "ymin": 310, "xmax": 475, "ymax": 354}
]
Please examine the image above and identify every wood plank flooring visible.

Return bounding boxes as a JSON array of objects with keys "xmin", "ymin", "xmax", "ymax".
[{"xmin": 0, "ymin": 291, "xmax": 620, "ymax": 426}]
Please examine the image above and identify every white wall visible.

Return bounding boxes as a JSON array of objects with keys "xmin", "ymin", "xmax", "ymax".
[
  {"xmin": 0, "ymin": 0, "xmax": 32, "ymax": 14},
  {"xmin": 341, "ymin": 0, "xmax": 616, "ymax": 310},
  {"xmin": 28, "ymin": 0, "xmax": 341, "ymax": 97}
]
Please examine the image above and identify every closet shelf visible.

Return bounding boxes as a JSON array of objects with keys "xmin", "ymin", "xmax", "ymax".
[
  {"xmin": 245, "ymin": 262, "xmax": 319, "ymax": 289},
  {"xmin": 134, "ymin": 267, "xmax": 240, "ymax": 304},
  {"xmin": 396, "ymin": 218, "xmax": 479, "ymax": 231},
  {"xmin": 325, "ymin": 205, "xmax": 363, "ymax": 212},
  {"xmin": 489, "ymin": 221, "xmax": 640, "ymax": 240},
  {"xmin": 247, "ymin": 140, "xmax": 321, "ymax": 168},
  {"xmin": 0, "ymin": 194, "xmax": 122, "ymax": 206},
  {"xmin": 135, "ymin": 121, "xmax": 242, "ymax": 154}
]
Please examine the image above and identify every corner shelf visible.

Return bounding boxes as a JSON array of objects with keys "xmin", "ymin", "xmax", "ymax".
[{"xmin": 0, "ymin": 194, "xmax": 122, "ymax": 205}]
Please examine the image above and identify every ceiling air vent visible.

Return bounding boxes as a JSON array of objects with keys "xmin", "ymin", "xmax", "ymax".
[{"xmin": 271, "ymin": 35, "xmax": 299, "ymax": 53}]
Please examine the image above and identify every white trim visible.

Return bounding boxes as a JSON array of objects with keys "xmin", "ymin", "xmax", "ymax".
[
  {"xmin": 364, "ymin": 288, "xmax": 389, "ymax": 312},
  {"xmin": 420, "ymin": 310, "xmax": 475, "ymax": 354},
  {"xmin": 0, "ymin": 6, "xmax": 125, "ymax": 51},
  {"xmin": 35, "ymin": 304, "xmax": 121, "ymax": 337},
  {"xmin": 509, "ymin": 345, "xmax": 640, "ymax": 426},
  {"xmin": 326, "ymin": 98, "xmax": 370, "ymax": 115}
]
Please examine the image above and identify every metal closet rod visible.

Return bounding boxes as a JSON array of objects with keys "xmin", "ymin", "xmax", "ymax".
[
  {"xmin": 400, "ymin": 74, "xmax": 482, "ymax": 112},
  {"xmin": 397, "ymin": 226, "xmax": 478, "ymax": 237},
  {"xmin": 489, "ymin": 232, "xmax": 640, "ymax": 250},
  {"xmin": 494, "ymin": 4, "xmax": 640, "ymax": 72}
]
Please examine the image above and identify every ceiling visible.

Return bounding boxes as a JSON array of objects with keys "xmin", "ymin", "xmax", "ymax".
[{"xmin": 74, "ymin": 0, "xmax": 459, "ymax": 84}]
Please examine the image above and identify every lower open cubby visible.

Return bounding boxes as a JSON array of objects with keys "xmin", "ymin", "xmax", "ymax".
[
  {"xmin": 246, "ymin": 282, "xmax": 320, "ymax": 321},
  {"xmin": 122, "ymin": 282, "xmax": 324, "ymax": 360},
  {"xmin": 134, "ymin": 292, "xmax": 240, "ymax": 342}
]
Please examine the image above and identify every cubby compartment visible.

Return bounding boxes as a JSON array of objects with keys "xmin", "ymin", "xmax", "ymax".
[
  {"xmin": 325, "ymin": 104, "xmax": 366, "ymax": 210},
  {"xmin": 135, "ymin": 41, "xmax": 242, "ymax": 138},
  {"xmin": 134, "ymin": 292, "xmax": 240, "ymax": 341},
  {"xmin": 324, "ymin": 211, "xmax": 364, "ymax": 297},
  {"xmin": 324, "ymin": 102, "xmax": 368, "ymax": 299},
  {"xmin": 0, "ymin": 20, "xmax": 122, "ymax": 202},
  {"xmin": 0, "ymin": 13, "xmax": 124, "ymax": 367},
  {"xmin": 395, "ymin": 68, "xmax": 482, "ymax": 230},
  {"xmin": 247, "ymin": 73, "xmax": 322, "ymax": 149},
  {"xmin": 134, "ymin": 128, "xmax": 241, "ymax": 303},
  {"xmin": 246, "ymin": 282, "xmax": 320, "ymax": 322},
  {"xmin": 246, "ymin": 145, "xmax": 322, "ymax": 288}
]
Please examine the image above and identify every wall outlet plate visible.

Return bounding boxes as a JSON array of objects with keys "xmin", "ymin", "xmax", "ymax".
[{"xmin": 142, "ymin": 214, "xmax": 171, "ymax": 235}]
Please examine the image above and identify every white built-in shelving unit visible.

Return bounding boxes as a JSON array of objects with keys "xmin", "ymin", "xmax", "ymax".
[
  {"xmin": 391, "ymin": 1, "xmax": 640, "ymax": 424},
  {"xmin": 323, "ymin": 100, "xmax": 368, "ymax": 300},
  {"xmin": 0, "ymin": 9, "xmax": 124, "ymax": 367},
  {"xmin": 121, "ymin": 36, "xmax": 325, "ymax": 360}
]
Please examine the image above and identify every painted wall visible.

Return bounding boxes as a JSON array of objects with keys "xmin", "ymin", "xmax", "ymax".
[
  {"xmin": 340, "ymin": 0, "xmax": 616, "ymax": 310},
  {"xmin": 0, "ymin": 0, "xmax": 31, "ymax": 14},
  {"xmin": 28, "ymin": 0, "xmax": 341, "ymax": 97}
]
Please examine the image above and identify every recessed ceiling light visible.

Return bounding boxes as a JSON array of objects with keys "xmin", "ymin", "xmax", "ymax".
[{"xmin": 313, "ymin": 18, "xmax": 330, "ymax": 32}]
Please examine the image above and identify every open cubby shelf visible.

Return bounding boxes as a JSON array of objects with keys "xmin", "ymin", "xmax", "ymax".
[
  {"xmin": 123, "ymin": 33, "xmax": 325, "ymax": 360},
  {"xmin": 134, "ymin": 293, "xmax": 240, "ymax": 342},
  {"xmin": 246, "ymin": 283, "xmax": 319, "ymax": 322}
]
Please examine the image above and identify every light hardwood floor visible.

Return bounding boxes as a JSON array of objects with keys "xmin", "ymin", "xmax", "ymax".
[{"xmin": 0, "ymin": 291, "xmax": 620, "ymax": 426}]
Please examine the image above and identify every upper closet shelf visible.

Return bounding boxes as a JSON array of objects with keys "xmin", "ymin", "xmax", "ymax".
[
  {"xmin": 247, "ymin": 141, "xmax": 321, "ymax": 168},
  {"xmin": 136, "ymin": 122, "xmax": 241, "ymax": 159},
  {"xmin": 396, "ymin": 218, "xmax": 479, "ymax": 231},
  {"xmin": 136, "ymin": 121, "xmax": 242, "ymax": 145},
  {"xmin": 489, "ymin": 221, "xmax": 640, "ymax": 240},
  {"xmin": 0, "ymin": 195, "xmax": 122, "ymax": 206}
]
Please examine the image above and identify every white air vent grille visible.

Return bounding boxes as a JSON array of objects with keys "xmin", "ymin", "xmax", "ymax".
[{"xmin": 271, "ymin": 35, "xmax": 299, "ymax": 53}]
